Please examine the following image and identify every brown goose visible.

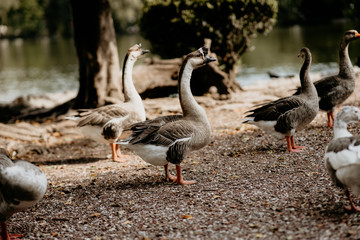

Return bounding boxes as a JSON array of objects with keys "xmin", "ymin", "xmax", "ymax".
[
  {"xmin": 0, "ymin": 148, "xmax": 47, "ymax": 240},
  {"xmin": 294, "ymin": 30, "xmax": 360, "ymax": 127},
  {"xmin": 244, "ymin": 48, "xmax": 319, "ymax": 152},
  {"xmin": 116, "ymin": 46, "xmax": 215, "ymax": 185},
  {"xmin": 324, "ymin": 106, "xmax": 360, "ymax": 212},
  {"xmin": 68, "ymin": 43, "xmax": 148, "ymax": 162}
]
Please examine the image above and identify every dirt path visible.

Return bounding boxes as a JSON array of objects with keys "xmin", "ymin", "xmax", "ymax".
[{"xmin": 2, "ymin": 71, "xmax": 360, "ymax": 239}]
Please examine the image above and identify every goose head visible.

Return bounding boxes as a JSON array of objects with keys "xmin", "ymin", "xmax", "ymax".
[
  {"xmin": 297, "ymin": 47, "xmax": 311, "ymax": 61},
  {"xmin": 127, "ymin": 43, "xmax": 150, "ymax": 61},
  {"xmin": 335, "ymin": 106, "xmax": 360, "ymax": 125},
  {"xmin": 343, "ymin": 30, "xmax": 360, "ymax": 43},
  {"xmin": 186, "ymin": 46, "xmax": 216, "ymax": 69}
]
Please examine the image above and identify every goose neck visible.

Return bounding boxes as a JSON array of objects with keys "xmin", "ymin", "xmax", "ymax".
[
  {"xmin": 122, "ymin": 56, "xmax": 140, "ymax": 103},
  {"xmin": 178, "ymin": 63, "xmax": 205, "ymax": 120},
  {"xmin": 338, "ymin": 40, "xmax": 354, "ymax": 78},
  {"xmin": 299, "ymin": 55, "xmax": 314, "ymax": 94},
  {"xmin": 333, "ymin": 120, "xmax": 352, "ymax": 139}
]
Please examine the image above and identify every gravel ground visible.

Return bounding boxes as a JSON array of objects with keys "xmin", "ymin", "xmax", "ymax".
[{"xmin": 2, "ymin": 74, "xmax": 360, "ymax": 239}]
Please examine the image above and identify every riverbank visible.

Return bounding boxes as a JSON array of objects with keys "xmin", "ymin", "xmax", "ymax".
[{"xmin": 2, "ymin": 69, "xmax": 360, "ymax": 239}]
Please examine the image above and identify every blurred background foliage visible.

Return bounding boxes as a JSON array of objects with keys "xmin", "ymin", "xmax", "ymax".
[
  {"xmin": 0, "ymin": 0, "xmax": 359, "ymax": 39},
  {"xmin": 0, "ymin": 0, "xmax": 359, "ymax": 49},
  {"xmin": 140, "ymin": 0, "xmax": 277, "ymax": 74},
  {"xmin": 0, "ymin": 0, "xmax": 144, "ymax": 38}
]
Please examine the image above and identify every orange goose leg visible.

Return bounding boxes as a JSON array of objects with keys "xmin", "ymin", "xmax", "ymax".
[
  {"xmin": 285, "ymin": 136, "xmax": 305, "ymax": 152},
  {"xmin": 344, "ymin": 189, "xmax": 360, "ymax": 212},
  {"xmin": 110, "ymin": 143, "xmax": 127, "ymax": 163},
  {"xmin": 164, "ymin": 164, "xmax": 177, "ymax": 182},
  {"xmin": 290, "ymin": 136, "xmax": 306, "ymax": 150},
  {"xmin": 1, "ymin": 222, "xmax": 23, "ymax": 240},
  {"xmin": 327, "ymin": 112, "xmax": 335, "ymax": 127},
  {"xmin": 175, "ymin": 165, "xmax": 196, "ymax": 185}
]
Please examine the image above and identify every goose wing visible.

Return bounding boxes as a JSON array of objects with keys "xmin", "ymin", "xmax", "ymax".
[
  {"xmin": 313, "ymin": 76, "xmax": 339, "ymax": 97},
  {"xmin": 246, "ymin": 96, "xmax": 305, "ymax": 121},
  {"xmin": 0, "ymin": 151, "xmax": 47, "ymax": 213},
  {"xmin": 325, "ymin": 136, "xmax": 360, "ymax": 190},
  {"xmin": 318, "ymin": 86, "xmax": 351, "ymax": 111},
  {"xmin": 124, "ymin": 115, "xmax": 186, "ymax": 145},
  {"xmin": 325, "ymin": 136, "xmax": 360, "ymax": 169},
  {"xmin": 76, "ymin": 105, "xmax": 130, "ymax": 127},
  {"xmin": 127, "ymin": 116, "xmax": 196, "ymax": 165},
  {"xmin": 293, "ymin": 75, "xmax": 338, "ymax": 97},
  {"xmin": 0, "ymin": 149, "xmax": 13, "ymax": 169}
]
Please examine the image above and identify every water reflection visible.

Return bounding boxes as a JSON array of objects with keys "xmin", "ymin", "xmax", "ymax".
[
  {"xmin": 0, "ymin": 37, "xmax": 78, "ymax": 103},
  {"xmin": 0, "ymin": 35, "xmax": 151, "ymax": 103},
  {"xmin": 1, "ymin": 23, "xmax": 360, "ymax": 103},
  {"xmin": 237, "ymin": 23, "xmax": 360, "ymax": 86}
]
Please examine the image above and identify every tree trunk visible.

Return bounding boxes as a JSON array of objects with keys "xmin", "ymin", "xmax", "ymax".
[
  {"xmin": 132, "ymin": 55, "xmax": 243, "ymax": 100},
  {"xmin": 70, "ymin": 0, "xmax": 123, "ymax": 109},
  {"xmin": 134, "ymin": 38, "xmax": 243, "ymax": 99},
  {"xmin": 192, "ymin": 39, "xmax": 243, "ymax": 97}
]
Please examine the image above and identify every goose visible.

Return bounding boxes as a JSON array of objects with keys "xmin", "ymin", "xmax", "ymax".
[
  {"xmin": 244, "ymin": 48, "xmax": 319, "ymax": 152},
  {"xmin": 0, "ymin": 148, "xmax": 47, "ymax": 240},
  {"xmin": 294, "ymin": 30, "xmax": 360, "ymax": 127},
  {"xmin": 68, "ymin": 43, "xmax": 148, "ymax": 162},
  {"xmin": 324, "ymin": 106, "xmax": 360, "ymax": 212},
  {"xmin": 116, "ymin": 46, "xmax": 215, "ymax": 185}
]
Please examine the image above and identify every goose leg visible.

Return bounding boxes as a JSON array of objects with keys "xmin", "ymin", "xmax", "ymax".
[
  {"xmin": 110, "ymin": 143, "xmax": 127, "ymax": 163},
  {"xmin": 164, "ymin": 164, "xmax": 176, "ymax": 182},
  {"xmin": 327, "ymin": 112, "xmax": 334, "ymax": 127},
  {"xmin": 1, "ymin": 222, "xmax": 23, "ymax": 240},
  {"xmin": 344, "ymin": 189, "xmax": 360, "ymax": 212},
  {"xmin": 290, "ymin": 136, "xmax": 306, "ymax": 150},
  {"xmin": 115, "ymin": 144, "xmax": 121, "ymax": 157},
  {"xmin": 285, "ymin": 136, "xmax": 302, "ymax": 152},
  {"xmin": 175, "ymin": 165, "xmax": 196, "ymax": 185}
]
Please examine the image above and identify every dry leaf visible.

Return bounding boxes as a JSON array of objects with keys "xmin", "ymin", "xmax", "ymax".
[{"xmin": 89, "ymin": 213, "xmax": 101, "ymax": 218}]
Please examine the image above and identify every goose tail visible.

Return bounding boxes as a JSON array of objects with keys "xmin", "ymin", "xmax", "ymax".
[{"xmin": 64, "ymin": 116, "xmax": 79, "ymax": 121}]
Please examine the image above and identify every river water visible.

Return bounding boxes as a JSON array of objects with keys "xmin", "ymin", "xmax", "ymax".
[{"xmin": 0, "ymin": 23, "xmax": 359, "ymax": 103}]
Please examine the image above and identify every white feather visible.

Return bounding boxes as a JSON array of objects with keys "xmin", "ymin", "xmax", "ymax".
[
  {"xmin": 2, "ymin": 164, "xmax": 47, "ymax": 198},
  {"xmin": 336, "ymin": 165, "xmax": 360, "ymax": 196},
  {"xmin": 324, "ymin": 106, "xmax": 360, "ymax": 197},
  {"xmin": 79, "ymin": 125, "xmax": 107, "ymax": 143},
  {"xmin": 172, "ymin": 137, "xmax": 191, "ymax": 145},
  {"xmin": 125, "ymin": 144, "xmax": 168, "ymax": 166},
  {"xmin": 246, "ymin": 119, "xmax": 284, "ymax": 139},
  {"xmin": 78, "ymin": 115, "xmax": 131, "ymax": 143},
  {"xmin": 334, "ymin": 128, "xmax": 353, "ymax": 139},
  {"xmin": 118, "ymin": 136, "xmax": 191, "ymax": 166},
  {"xmin": 106, "ymin": 116, "xmax": 128, "ymax": 126},
  {"xmin": 64, "ymin": 116, "xmax": 79, "ymax": 121},
  {"xmin": 326, "ymin": 141, "xmax": 360, "ymax": 170}
]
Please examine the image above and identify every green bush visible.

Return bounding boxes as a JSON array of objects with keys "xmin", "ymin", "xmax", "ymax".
[
  {"xmin": 342, "ymin": 0, "xmax": 360, "ymax": 23},
  {"xmin": 140, "ymin": 0, "xmax": 278, "ymax": 73},
  {"xmin": 7, "ymin": 0, "xmax": 44, "ymax": 37}
]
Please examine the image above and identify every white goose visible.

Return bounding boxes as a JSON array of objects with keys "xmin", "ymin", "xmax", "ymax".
[
  {"xmin": 0, "ymin": 148, "xmax": 47, "ymax": 239},
  {"xmin": 244, "ymin": 48, "xmax": 319, "ymax": 152},
  {"xmin": 68, "ymin": 43, "xmax": 148, "ymax": 162},
  {"xmin": 117, "ymin": 46, "xmax": 215, "ymax": 185},
  {"xmin": 324, "ymin": 106, "xmax": 360, "ymax": 212}
]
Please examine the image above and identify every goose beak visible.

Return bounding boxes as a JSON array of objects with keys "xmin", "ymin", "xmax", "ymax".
[
  {"xmin": 141, "ymin": 48, "xmax": 150, "ymax": 55},
  {"xmin": 203, "ymin": 56, "xmax": 216, "ymax": 64},
  {"xmin": 356, "ymin": 32, "xmax": 360, "ymax": 38}
]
